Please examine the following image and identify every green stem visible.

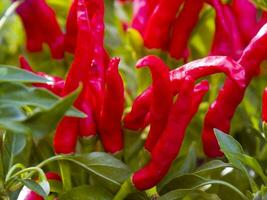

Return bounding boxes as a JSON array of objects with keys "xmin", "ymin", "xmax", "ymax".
[
  {"xmin": 59, "ymin": 160, "xmax": 72, "ymax": 192},
  {"xmin": 0, "ymin": 0, "xmax": 23, "ymax": 30},
  {"xmin": 5, "ymin": 163, "xmax": 25, "ymax": 182},
  {"xmin": 145, "ymin": 186, "xmax": 159, "ymax": 199},
  {"xmin": 113, "ymin": 179, "xmax": 135, "ymax": 200}
]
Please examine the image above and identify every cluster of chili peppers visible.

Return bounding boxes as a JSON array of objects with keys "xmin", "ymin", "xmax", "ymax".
[
  {"xmin": 14, "ymin": 0, "xmax": 267, "ymax": 193},
  {"xmin": 129, "ymin": 0, "xmax": 267, "ymax": 60}
]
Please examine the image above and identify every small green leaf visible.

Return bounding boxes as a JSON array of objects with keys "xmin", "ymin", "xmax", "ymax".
[
  {"xmin": 0, "ymin": 82, "xmax": 84, "ymax": 118},
  {"xmin": 19, "ymin": 179, "xmax": 47, "ymax": 198},
  {"xmin": 195, "ymin": 160, "xmax": 231, "ymax": 175},
  {"xmin": 58, "ymin": 185, "xmax": 113, "ymax": 200},
  {"xmin": 250, "ymin": 0, "xmax": 267, "ymax": 11},
  {"xmin": 159, "ymin": 189, "xmax": 220, "ymax": 200},
  {"xmin": 0, "ymin": 65, "xmax": 49, "ymax": 83},
  {"xmin": 23, "ymin": 86, "xmax": 81, "ymax": 139}
]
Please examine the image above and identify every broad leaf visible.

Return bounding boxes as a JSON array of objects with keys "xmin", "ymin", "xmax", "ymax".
[
  {"xmin": 58, "ymin": 185, "xmax": 113, "ymax": 200},
  {"xmin": 0, "ymin": 65, "xmax": 49, "ymax": 83},
  {"xmin": 19, "ymin": 179, "xmax": 47, "ymax": 198},
  {"xmin": 0, "ymin": 82, "xmax": 84, "ymax": 118}
]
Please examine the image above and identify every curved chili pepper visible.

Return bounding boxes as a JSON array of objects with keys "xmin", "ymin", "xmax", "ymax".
[
  {"xmin": 17, "ymin": 172, "xmax": 61, "ymax": 200},
  {"xmin": 54, "ymin": 0, "xmax": 96, "ymax": 154},
  {"xmin": 169, "ymin": 0, "xmax": 204, "ymax": 59},
  {"xmin": 54, "ymin": 117, "xmax": 79, "ymax": 154},
  {"xmin": 65, "ymin": 0, "xmax": 78, "ymax": 54},
  {"xmin": 19, "ymin": 56, "xmax": 65, "ymax": 96},
  {"xmin": 143, "ymin": 0, "xmax": 184, "ymax": 49},
  {"xmin": 202, "ymin": 23, "xmax": 267, "ymax": 157},
  {"xmin": 209, "ymin": 0, "xmax": 242, "ymax": 59},
  {"xmin": 131, "ymin": 0, "xmax": 152, "ymax": 36},
  {"xmin": 262, "ymin": 88, "xmax": 267, "ymax": 123},
  {"xmin": 14, "ymin": 0, "xmax": 64, "ymax": 59},
  {"xmin": 124, "ymin": 56, "xmax": 245, "ymax": 131},
  {"xmin": 230, "ymin": 0, "xmax": 258, "ymax": 45},
  {"xmin": 136, "ymin": 55, "xmax": 172, "ymax": 152},
  {"xmin": 132, "ymin": 78, "xmax": 209, "ymax": 190},
  {"xmin": 98, "ymin": 58, "xmax": 124, "ymax": 153}
]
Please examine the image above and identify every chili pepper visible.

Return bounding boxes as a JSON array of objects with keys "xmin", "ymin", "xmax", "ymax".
[
  {"xmin": 230, "ymin": 0, "xmax": 258, "ymax": 45},
  {"xmin": 169, "ymin": 0, "xmax": 204, "ymax": 59},
  {"xmin": 143, "ymin": 0, "xmax": 184, "ymax": 49},
  {"xmin": 98, "ymin": 58, "xmax": 124, "ymax": 153},
  {"xmin": 14, "ymin": 0, "xmax": 64, "ymax": 59},
  {"xmin": 262, "ymin": 88, "xmax": 267, "ymax": 123},
  {"xmin": 19, "ymin": 56, "xmax": 64, "ymax": 96},
  {"xmin": 54, "ymin": 117, "xmax": 79, "ymax": 154},
  {"xmin": 123, "ymin": 88, "xmax": 153, "ymax": 130},
  {"xmin": 131, "ymin": 0, "xmax": 152, "ymax": 36},
  {"xmin": 17, "ymin": 172, "xmax": 61, "ymax": 200},
  {"xmin": 202, "ymin": 23, "xmax": 267, "ymax": 157},
  {"xmin": 54, "ymin": 0, "xmax": 96, "ymax": 154},
  {"xmin": 65, "ymin": 0, "xmax": 78, "ymax": 54},
  {"xmin": 132, "ymin": 78, "xmax": 209, "ymax": 190},
  {"xmin": 136, "ymin": 55, "xmax": 172, "ymax": 152},
  {"xmin": 124, "ymin": 56, "xmax": 245, "ymax": 131}
]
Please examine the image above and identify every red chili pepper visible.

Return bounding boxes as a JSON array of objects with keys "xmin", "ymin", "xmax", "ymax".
[
  {"xmin": 135, "ymin": 56, "xmax": 172, "ymax": 152},
  {"xmin": 132, "ymin": 78, "xmax": 209, "ymax": 190},
  {"xmin": 54, "ymin": 0, "xmax": 96, "ymax": 154},
  {"xmin": 131, "ymin": 0, "xmax": 153, "ymax": 36},
  {"xmin": 14, "ymin": 0, "xmax": 64, "ymax": 59},
  {"xmin": 124, "ymin": 56, "xmax": 245, "ymax": 131},
  {"xmin": 65, "ymin": 0, "xmax": 78, "ymax": 54},
  {"xmin": 19, "ymin": 56, "xmax": 65, "ymax": 96},
  {"xmin": 209, "ymin": 0, "xmax": 242, "ymax": 59},
  {"xmin": 230, "ymin": 0, "xmax": 258, "ymax": 45},
  {"xmin": 169, "ymin": 0, "xmax": 204, "ymax": 59},
  {"xmin": 143, "ymin": 0, "xmax": 184, "ymax": 49},
  {"xmin": 17, "ymin": 172, "xmax": 61, "ymax": 200},
  {"xmin": 203, "ymin": 23, "xmax": 267, "ymax": 157},
  {"xmin": 262, "ymin": 88, "xmax": 267, "ymax": 123},
  {"xmin": 54, "ymin": 117, "xmax": 79, "ymax": 154},
  {"xmin": 98, "ymin": 58, "xmax": 124, "ymax": 153}
]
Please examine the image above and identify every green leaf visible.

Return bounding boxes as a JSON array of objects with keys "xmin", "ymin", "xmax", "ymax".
[
  {"xmin": 0, "ymin": 82, "xmax": 84, "ymax": 118},
  {"xmin": 66, "ymin": 152, "xmax": 132, "ymax": 187},
  {"xmin": 195, "ymin": 160, "xmax": 231, "ymax": 175},
  {"xmin": 0, "ymin": 65, "xmax": 49, "ymax": 83},
  {"xmin": 214, "ymin": 129, "xmax": 259, "ymax": 192},
  {"xmin": 159, "ymin": 189, "xmax": 221, "ymax": 200},
  {"xmin": 58, "ymin": 185, "xmax": 113, "ymax": 200},
  {"xmin": 19, "ymin": 179, "xmax": 47, "ymax": 198},
  {"xmin": 159, "ymin": 174, "xmax": 249, "ymax": 200},
  {"xmin": 23, "ymin": 86, "xmax": 81, "ymax": 139}
]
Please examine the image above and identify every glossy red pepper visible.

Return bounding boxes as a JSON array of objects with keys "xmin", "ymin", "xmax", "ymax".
[
  {"xmin": 65, "ymin": 0, "xmax": 78, "ymax": 54},
  {"xmin": 169, "ymin": 0, "xmax": 204, "ymax": 59},
  {"xmin": 230, "ymin": 0, "xmax": 258, "ymax": 45},
  {"xmin": 209, "ymin": 0, "xmax": 242, "ymax": 59},
  {"xmin": 124, "ymin": 56, "xmax": 246, "ymax": 131},
  {"xmin": 136, "ymin": 56, "xmax": 172, "ymax": 152},
  {"xmin": 262, "ymin": 88, "xmax": 267, "ymax": 123},
  {"xmin": 132, "ymin": 78, "xmax": 209, "ymax": 190},
  {"xmin": 14, "ymin": 0, "xmax": 64, "ymax": 59},
  {"xmin": 143, "ymin": 0, "xmax": 184, "ymax": 49},
  {"xmin": 132, "ymin": 0, "xmax": 153, "ymax": 36},
  {"xmin": 203, "ymin": 23, "xmax": 267, "ymax": 157},
  {"xmin": 98, "ymin": 58, "xmax": 124, "ymax": 153},
  {"xmin": 54, "ymin": 0, "xmax": 96, "ymax": 154},
  {"xmin": 19, "ymin": 56, "xmax": 64, "ymax": 96}
]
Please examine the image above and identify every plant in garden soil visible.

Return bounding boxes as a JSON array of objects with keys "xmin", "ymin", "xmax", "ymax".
[{"xmin": 1, "ymin": 0, "xmax": 267, "ymax": 199}]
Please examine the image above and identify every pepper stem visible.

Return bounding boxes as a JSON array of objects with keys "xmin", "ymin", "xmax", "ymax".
[
  {"xmin": 113, "ymin": 178, "xmax": 135, "ymax": 200},
  {"xmin": 59, "ymin": 160, "xmax": 72, "ymax": 191}
]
